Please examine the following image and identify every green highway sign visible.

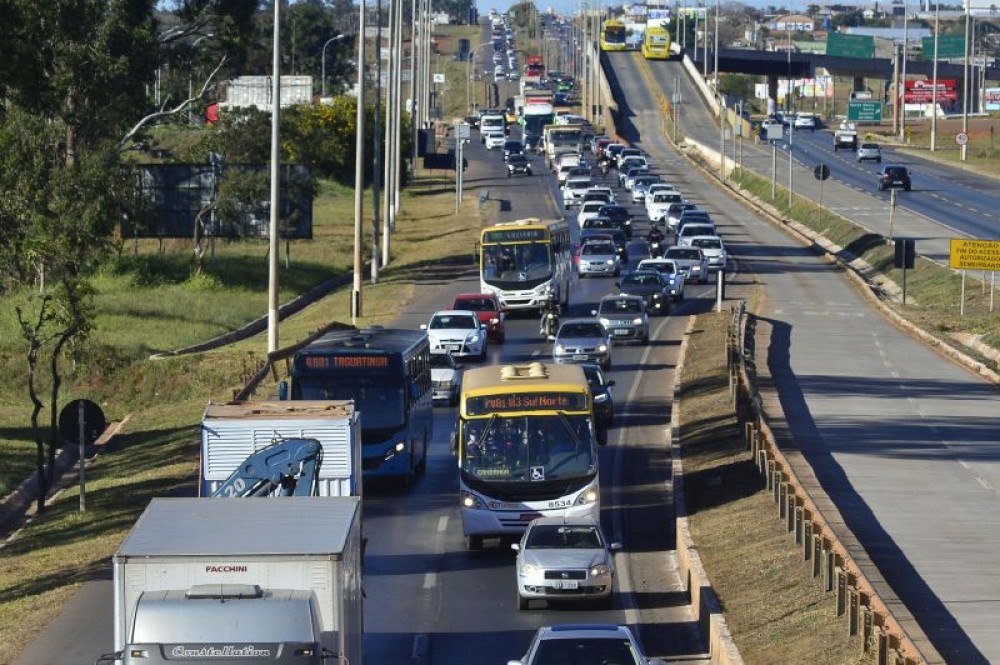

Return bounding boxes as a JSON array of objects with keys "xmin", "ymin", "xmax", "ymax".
[
  {"xmin": 826, "ymin": 33, "xmax": 875, "ymax": 59},
  {"xmin": 848, "ymin": 101, "xmax": 883, "ymax": 122},
  {"xmin": 922, "ymin": 35, "xmax": 966, "ymax": 60}
]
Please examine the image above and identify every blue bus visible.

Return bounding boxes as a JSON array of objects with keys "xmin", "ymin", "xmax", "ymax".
[{"xmin": 286, "ymin": 327, "xmax": 433, "ymax": 483}]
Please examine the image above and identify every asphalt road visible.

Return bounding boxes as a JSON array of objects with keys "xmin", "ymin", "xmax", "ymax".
[
  {"xmin": 608, "ymin": 50, "xmax": 1000, "ymax": 664},
  {"xmin": 637, "ymin": 52, "xmax": 1000, "ymax": 264}
]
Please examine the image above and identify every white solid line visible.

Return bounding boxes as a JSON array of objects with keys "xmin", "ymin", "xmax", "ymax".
[
  {"xmin": 423, "ymin": 572, "xmax": 437, "ymax": 589},
  {"xmin": 437, "ymin": 515, "xmax": 449, "ymax": 532}
]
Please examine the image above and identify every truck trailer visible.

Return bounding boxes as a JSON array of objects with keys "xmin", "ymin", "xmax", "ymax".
[
  {"xmin": 102, "ymin": 497, "xmax": 363, "ymax": 665},
  {"xmin": 200, "ymin": 400, "xmax": 361, "ymax": 498}
]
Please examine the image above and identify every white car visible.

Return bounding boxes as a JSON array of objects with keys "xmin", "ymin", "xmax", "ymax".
[
  {"xmin": 484, "ymin": 131, "xmax": 506, "ymax": 150},
  {"xmin": 645, "ymin": 191, "xmax": 683, "ymax": 223},
  {"xmin": 679, "ymin": 234, "xmax": 727, "ymax": 272},
  {"xmin": 421, "ymin": 310, "xmax": 488, "ymax": 360},
  {"xmin": 646, "ymin": 183, "xmax": 679, "ymax": 199},
  {"xmin": 429, "ymin": 352, "xmax": 462, "ymax": 405},
  {"xmin": 577, "ymin": 201, "xmax": 606, "ymax": 227},
  {"xmin": 510, "ymin": 624, "xmax": 665, "ymax": 665},
  {"xmin": 585, "ymin": 186, "xmax": 616, "ymax": 204},
  {"xmin": 794, "ymin": 113, "xmax": 818, "ymax": 130},
  {"xmin": 561, "ymin": 177, "xmax": 593, "ymax": 208}
]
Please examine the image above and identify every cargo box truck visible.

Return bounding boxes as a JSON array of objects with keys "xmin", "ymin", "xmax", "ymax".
[
  {"xmin": 100, "ymin": 497, "xmax": 362, "ymax": 665},
  {"xmin": 200, "ymin": 400, "xmax": 361, "ymax": 498}
]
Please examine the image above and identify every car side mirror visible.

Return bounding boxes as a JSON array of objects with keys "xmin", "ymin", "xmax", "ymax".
[
  {"xmin": 608, "ymin": 379, "xmax": 616, "ymax": 387},
  {"xmin": 609, "ymin": 542, "xmax": 622, "ymax": 551},
  {"xmin": 419, "ymin": 324, "xmax": 428, "ymax": 330},
  {"xmin": 510, "ymin": 543, "xmax": 520, "ymax": 551}
]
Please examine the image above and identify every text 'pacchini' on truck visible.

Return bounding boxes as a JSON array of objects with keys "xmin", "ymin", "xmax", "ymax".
[{"xmin": 97, "ymin": 497, "xmax": 362, "ymax": 665}]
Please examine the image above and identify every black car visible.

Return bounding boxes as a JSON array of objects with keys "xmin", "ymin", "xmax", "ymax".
[
  {"xmin": 524, "ymin": 134, "xmax": 542, "ymax": 152},
  {"xmin": 506, "ymin": 154, "xmax": 532, "ymax": 177},
  {"xmin": 877, "ymin": 165, "xmax": 911, "ymax": 191},
  {"xmin": 599, "ymin": 204, "xmax": 633, "ymax": 238},
  {"xmin": 581, "ymin": 363, "xmax": 615, "ymax": 426},
  {"xmin": 616, "ymin": 270, "xmax": 671, "ymax": 316},
  {"xmin": 502, "ymin": 139, "xmax": 524, "ymax": 160},
  {"xmin": 554, "ymin": 91, "xmax": 570, "ymax": 105}
]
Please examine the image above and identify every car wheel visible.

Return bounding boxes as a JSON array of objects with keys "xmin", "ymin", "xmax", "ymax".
[
  {"xmin": 516, "ymin": 591, "xmax": 529, "ymax": 611},
  {"xmin": 613, "ymin": 267, "xmax": 620, "ymax": 277},
  {"xmin": 904, "ymin": 184, "xmax": 911, "ymax": 191},
  {"xmin": 876, "ymin": 158, "xmax": 882, "ymax": 163},
  {"xmin": 467, "ymin": 535, "xmax": 483, "ymax": 551},
  {"xmin": 507, "ymin": 171, "xmax": 511, "ymax": 178},
  {"xmin": 479, "ymin": 344, "xmax": 487, "ymax": 362}
]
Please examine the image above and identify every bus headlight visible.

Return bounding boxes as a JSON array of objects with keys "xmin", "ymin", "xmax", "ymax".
[
  {"xmin": 590, "ymin": 563, "xmax": 610, "ymax": 577},
  {"xmin": 575, "ymin": 488, "xmax": 599, "ymax": 505},
  {"xmin": 461, "ymin": 491, "xmax": 486, "ymax": 510}
]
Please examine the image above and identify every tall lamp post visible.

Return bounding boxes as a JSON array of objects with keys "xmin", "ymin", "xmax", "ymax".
[
  {"xmin": 321, "ymin": 33, "xmax": 347, "ymax": 98},
  {"xmin": 961, "ymin": 1, "xmax": 971, "ymax": 161},
  {"xmin": 267, "ymin": 1, "xmax": 281, "ymax": 352},
  {"xmin": 900, "ymin": 0, "xmax": 908, "ymax": 141},
  {"xmin": 930, "ymin": 0, "xmax": 940, "ymax": 152},
  {"xmin": 467, "ymin": 42, "xmax": 493, "ymax": 111},
  {"xmin": 352, "ymin": 0, "xmax": 367, "ymax": 322}
]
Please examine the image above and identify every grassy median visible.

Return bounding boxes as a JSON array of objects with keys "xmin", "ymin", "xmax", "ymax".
[
  {"xmin": 678, "ymin": 311, "xmax": 870, "ymax": 665},
  {"xmin": 0, "ymin": 169, "xmax": 483, "ymax": 663}
]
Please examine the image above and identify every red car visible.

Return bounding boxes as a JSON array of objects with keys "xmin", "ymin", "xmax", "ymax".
[{"xmin": 452, "ymin": 293, "xmax": 506, "ymax": 343}]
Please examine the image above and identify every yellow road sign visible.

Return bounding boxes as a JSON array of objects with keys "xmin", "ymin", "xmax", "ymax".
[{"xmin": 949, "ymin": 238, "xmax": 1000, "ymax": 271}]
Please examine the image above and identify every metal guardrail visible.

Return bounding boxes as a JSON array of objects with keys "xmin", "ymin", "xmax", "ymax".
[{"xmin": 726, "ymin": 302, "xmax": 926, "ymax": 665}]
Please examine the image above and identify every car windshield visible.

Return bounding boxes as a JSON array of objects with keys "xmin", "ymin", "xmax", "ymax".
[
  {"xmin": 581, "ymin": 243, "xmax": 614, "ymax": 255},
  {"xmin": 430, "ymin": 354, "xmax": 456, "ymax": 369},
  {"xmin": 509, "ymin": 155, "xmax": 527, "ymax": 164},
  {"xmin": 532, "ymin": 638, "xmax": 639, "ymax": 665},
  {"xmin": 623, "ymin": 273, "xmax": 661, "ymax": 286},
  {"xmin": 601, "ymin": 298, "xmax": 643, "ymax": 315},
  {"xmin": 460, "ymin": 414, "xmax": 597, "ymax": 482},
  {"xmin": 525, "ymin": 524, "xmax": 604, "ymax": 549},
  {"xmin": 430, "ymin": 314, "xmax": 477, "ymax": 329},
  {"xmin": 482, "ymin": 242, "xmax": 553, "ymax": 286},
  {"xmin": 691, "ymin": 237, "xmax": 722, "ymax": 249},
  {"xmin": 885, "ymin": 167, "xmax": 907, "ymax": 177},
  {"xmin": 680, "ymin": 225, "xmax": 713, "ymax": 236},
  {"xmin": 642, "ymin": 262, "xmax": 676, "ymax": 275},
  {"xmin": 861, "ymin": 143, "xmax": 879, "ymax": 149},
  {"xmin": 455, "ymin": 298, "xmax": 495, "ymax": 311},
  {"xmin": 295, "ymin": 377, "xmax": 404, "ymax": 429},
  {"xmin": 681, "ymin": 213, "xmax": 709, "ymax": 222},
  {"xmin": 568, "ymin": 179, "xmax": 592, "ymax": 189},
  {"xmin": 559, "ymin": 322, "xmax": 605, "ymax": 338},
  {"xmin": 668, "ymin": 249, "xmax": 701, "ymax": 260},
  {"xmin": 582, "ymin": 203, "xmax": 604, "ymax": 213}
]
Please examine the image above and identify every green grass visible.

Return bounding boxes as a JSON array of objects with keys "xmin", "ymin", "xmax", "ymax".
[
  {"xmin": 679, "ymin": 311, "xmax": 871, "ymax": 665},
  {"xmin": 730, "ymin": 167, "xmax": 1000, "ymax": 354}
]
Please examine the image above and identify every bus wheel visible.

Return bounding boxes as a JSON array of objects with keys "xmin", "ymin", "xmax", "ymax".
[
  {"xmin": 467, "ymin": 535, "xmax": 483, "ymax": 551},
  {"xmin": 416, "ymin": 434, "xmax": 428, "ymax": 473}
]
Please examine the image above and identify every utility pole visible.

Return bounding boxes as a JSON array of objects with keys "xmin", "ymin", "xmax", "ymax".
[
  {"xmin": 352, "ymin": 0, "xmax": 367, "ymax": 322},
  {"xmin": 900, "ymin": 0, "xmax": 908, "ymax": 141},
  {"xmin": 267, "ymin": 0, "xmax": 282, "ymax": 352},
  {"xmin": 371, "ymin": 0, "xmax": 383, "ymax": 284},
  {"xmin": 961, "ymin": 1, "xmax": 971, "ymax": 161},
  {"xmin": 410, "ymin": 0, "xmax": 418, "ymax": 181},
  {"xmin": 930, "ymin": 0, "xmax": 940, "ymax": 151},
  {"xmin": 787, "ymin": 120, "xmax": 794, "ymax": 207}
]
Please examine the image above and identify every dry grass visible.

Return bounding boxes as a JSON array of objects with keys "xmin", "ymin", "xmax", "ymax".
[{"xmin": 678, "ymin": 311, "xmax": 870, "ymax": 665}]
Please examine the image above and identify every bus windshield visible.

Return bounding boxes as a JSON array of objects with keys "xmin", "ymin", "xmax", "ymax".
[
  {"xmin": 460, "ymin": 414, "xmax": 596, "ymax": 482},
  {"xmin": 295, "ymin": 376, "xmax": 405, "ymax": 430},
  {"xmin": 604, "ymin": 26, "xmax": 627, "ymax": 44},
  {"xmin": 482, "ymin": 242, "xmax": 553, "ymax": 288}
]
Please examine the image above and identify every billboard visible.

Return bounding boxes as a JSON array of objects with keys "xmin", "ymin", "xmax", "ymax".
[
  {"xmin": 985, "ymin": 87, "xmax": 1000, "ymax": 111},
  {"xmin": 827, "ymin": 32, "xmax": 875, "ymax": 59},
  {"xmin": 902, "ymin": 79, "xmax": 958, "ymax": 104}
]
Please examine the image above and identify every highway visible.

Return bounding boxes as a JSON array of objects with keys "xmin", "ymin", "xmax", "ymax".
[
  {"xmin": 638, "ymin": 52, "xmax": 1000, "ymax": 264},
  {"xmin": 608, "ymin": 50, "xmax": 1000, "ymax": 663}
]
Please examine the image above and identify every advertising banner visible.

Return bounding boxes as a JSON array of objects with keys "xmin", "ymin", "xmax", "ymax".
[
  {"xmin": 902, "ymin": 79, "xmax": 957, "ymax": 104},
  {"xmin": 985, "ymin": 87, "xmax": 1000, "ymax": 111}
]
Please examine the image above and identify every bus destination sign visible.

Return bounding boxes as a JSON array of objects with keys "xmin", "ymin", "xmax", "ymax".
[
  {"xmin": 466, "ymin": 392, "xmax": 589, "ymax": 415},
  {"xmin": 298, "ymin": 353, "xmax": 393, "ymax": 371},
  {"xmin": 483, "ymin": 228, "xmax": 547, "ymax": 243}
]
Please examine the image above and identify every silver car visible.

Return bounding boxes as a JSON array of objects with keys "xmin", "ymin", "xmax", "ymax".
[
  {"xmin": 577, "ymin": 241, "xmax": 620, "ymax": 277},
  {"xmin": 664, "ymin": 246, "xmax": 709, "ymax": 284},
  {"xmin": 509, "ymin": 624, "xmax": 666, "ymax": 665},
  {"xmin": 595, "ymin": 294, "xmax": 649, "ymax": 344},
  {"xmin": 681, "ymin": 234, "xmax": 727, "ymax": 272},
  {"xmin": 512, "ymin": 517, "xmax": 620, "ymax": 609},
  {"xmin": 553, "ymin": 319, "xmax": 611, "ymax": 370},
  {"xmin": 857, "ymin": 142, "xmax": 882, "ymax": 163}
]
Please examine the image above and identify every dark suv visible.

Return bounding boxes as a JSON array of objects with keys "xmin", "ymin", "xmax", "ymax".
[{"xmin": 877, "ymin": 165, "xmax": 911, "ymax": 191}]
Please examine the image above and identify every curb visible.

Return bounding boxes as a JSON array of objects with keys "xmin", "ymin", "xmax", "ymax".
[{"xmin": 671, "ymin": 315, "xmax": 746, "ymax": 665}]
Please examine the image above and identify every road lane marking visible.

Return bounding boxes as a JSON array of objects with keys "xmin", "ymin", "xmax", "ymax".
[
  {"xmin": 436, "ymin": 515, "xmax": 448, "ymax": 532},
  {"xmin": 422, "ymin": 573, "xmax": 437, "ymax": 589}
]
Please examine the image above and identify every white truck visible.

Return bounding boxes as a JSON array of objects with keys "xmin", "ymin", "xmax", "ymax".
[
  {"xmin": 479, "ymin": 113, "xmax": 506, "ymax": 144},
  {"xmin": 200, "ymin": 400, "xmax": 361, "ymax": 498},
  {"xmin": 101, "ymin": 497, "xmax": 363, "ymax": 665},
  {"xmin": 833, "ymin": 122, "xmax": 858, "ymax": 151}
]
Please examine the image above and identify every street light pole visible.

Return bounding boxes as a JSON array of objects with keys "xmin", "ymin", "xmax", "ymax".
[
  {"xmin": 267, "ymin": 0, "xmax": 281, "ymax": 353},
  {"xmin": 352, "ymin": 0, "xmax": 367, "ymax": 322},
  {"xmin": 713, "ymin": 0, "xmax": 719, "ymax": 83},
  {"xmin": 961, "ymin": 1, "xmax": 971, "ymax": 161},
  {"xmin": 322, "ymin": 34, "xmax": 347, "ymax": 98},
  {"xmin": 900, "ymin": 0, "xmax": 908, "ymax": 141},
  {"xmin": 930, "ymin": 0, "xmax": 940, "ymax": 151}
]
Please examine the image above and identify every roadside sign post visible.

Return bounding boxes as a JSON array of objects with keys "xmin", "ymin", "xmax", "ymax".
[
  {"xmin": 58, "ymin": 399, "xmax": 106, "ymax": 513},
  {"xmin": 888, "ymin": 189, "xmax": 898, "ymax": 240},
  {"xmin": 847, "ymin": 101, "xmax": 883, "ymax": 123},
  {"xmin": 948, "ymin": 238, "xmax": 1000, "ymax": 314},
  {"xmin": 814, "ymin": 163, "xmax": 830, "ymax": 224},
  {"xmin": 956, "ymin": 131, "xmax": 969, "ymax": 162},
  {"xmin": 894, "ymin": 238, "xmax": 916, "ymax": 305},
  {"xmin": 771, "ymin": 143, "xmax": 777, "ymax": 199}
]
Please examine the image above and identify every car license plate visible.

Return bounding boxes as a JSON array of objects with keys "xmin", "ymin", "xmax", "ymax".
[
  {"xmin": 520, "ymin": 512, "xmax": 542, "ymax": 522},
  {"xmin": 447, "ymin": 344, "xmax": 461, "ymax": 351},
  {"xmin": 614, "ymin": 329, "xmax": 629, "ymax": 336},
  {"xmin": 551, "ymin": 580, "xmax": 579, "ymax": 589},
  {"xmin": 572, "ymin": 354, "xmax": 588, "ymax": 360}
]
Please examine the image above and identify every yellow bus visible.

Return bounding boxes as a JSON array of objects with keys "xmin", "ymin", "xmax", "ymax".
[
  {"xmin": 600, "ymin": 18, "xmax": 628, "ymax": 51},
  {"xmin": 478, "ymin": 218, "xmax": 571, "ymax": 312},
  {"xmin": 642, "ymin": 25, "xmax": 672, "ymax": 60},
  {"xmin": 457, "ymin": 362, "xmax": 603, "ymax": 550}
]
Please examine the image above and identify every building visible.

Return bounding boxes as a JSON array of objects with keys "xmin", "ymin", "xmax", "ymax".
[{"xmin": 770, "ymin": 14, "xmax": 816, "ymax": 32}]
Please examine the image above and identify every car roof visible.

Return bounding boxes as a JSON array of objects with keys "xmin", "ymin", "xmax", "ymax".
[
  {"xmin": 538, "ymin": 624, "xmax": 634, "ymax": 640},
  {"xmin": 600, "ymin": 293, "xmax": 644, "ymax": 302},
  {"xmin": 527, "ymin": 515, "xmax": 600, "ymax": 527},
  {"xmin": 431, "ymin": 310, "xmax": 479, "ymax": 318}
]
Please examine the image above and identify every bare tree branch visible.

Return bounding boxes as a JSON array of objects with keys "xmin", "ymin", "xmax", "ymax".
[{"xmin": 118, "ymin": 55, "xmax": 229, "ymax": 151}]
